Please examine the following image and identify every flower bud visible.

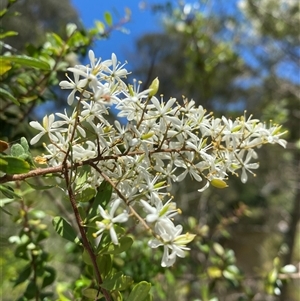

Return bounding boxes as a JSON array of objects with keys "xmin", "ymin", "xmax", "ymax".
[
  {"xmin": 148, "ymin": 77, "xmax": 159, "ymax": 97},
  {"xmin": 211, "ymin": 178, "xmax": 228, "ymax": 189}
]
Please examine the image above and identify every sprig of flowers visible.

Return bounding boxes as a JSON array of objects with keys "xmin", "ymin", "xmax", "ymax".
[{"xmin": 30, "ymin": 50, "xmax": 287, "ymax": 267}]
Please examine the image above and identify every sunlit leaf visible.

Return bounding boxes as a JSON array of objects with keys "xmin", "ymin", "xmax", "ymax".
[
  {"xmin": 0, "ymin": 155, "xmax": 30, "ymax": 174},
  {"xmin": 0, "ymin": 30, "xmax": 18, "ymax": 39},
  {"xmin": 213, "ymin": 242, "xmax": 225, "ymax": 257},
  {"xmin": 52, "ymin": 216, "xmax": 78, "ymax": 243},
  {"xmin": 207, "ymin": 266, "xmax": 222, "ymax": 279},
  {"xmin": 127, "ymin": 281, "xmax": 152, "ymax": 301},
  {"xmin": 82, "ymin": 288, "xmax": 99, "ymax": 299},
  {"xmin": 101, "ymin": 271, "xmax": 133, "ymax": 291},
  {"xmin": 76, "ymin": 187, "xmax": 96, "ymax": 203},
  {"xmin": 104, "ymin": 11, "xmax": 113, "ymax": 26}
]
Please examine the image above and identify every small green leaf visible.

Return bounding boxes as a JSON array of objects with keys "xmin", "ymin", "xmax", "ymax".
[
  {"xmin": 0, "ymin": 55, "xmax": 50, "ymax": 70},
  {"xmin": 66, "ymin": 23, "xmax": 77, "ymax": 37},
  {"xmin": 24, "ymin": 280, "xmax": 38, "ymax": 299},
  {"xmin": 42, "ymin": 266, "xmax": 56, "ymax": 288},
  {"xmin": 0, "ymin": 30, "xmax": 18, "ymax": 39},
  {"xmin": 127, "ymin": 281, "xmax": 152, "ymax": 301},
  {"xmin": 207, "ymin": 266, "xmax": 222, "ymax": 279},
  {"xmin": 0, "ymin": 88, "xmax": 20, "ymax": 105},
  {"xmin": 20, "ymin": 137, "xmax": 29, "ymax": 152},
  {"xmin": 10, "ymin": 144, "xmax": 26, "ymax": 158},
  {"xmin": 104, "ymin": 11, "xmax": 113, "ymax": 26},
  {"xmin": 82, "ymin": 249, "xmax": 93, "ymax": 266},
  {"xmin": 94, "ymin": 20, "xmax": 105, "ymax": 34},
  {"xmin": 15, "ymin": 245, "xmax": 30, "ymax": 260},
  {"xmin": 88, "ymin": 181, "xmax": 112, "ymax": 219},
  {"xmin": 0, "ymin": 8, "xmax": 7, "ymax": 17},
  {"xmin": 97, "ymin": 254, "xmax": 112, "ymax": 278},
  {"xmin": 213, "ymin": 242, "xmax": 225, "ymax": 257},
  {"xmin": 52, "ymin": 216, "xmax": 78, "ymax": 243},
  {"xmin": 82, "ymin": 288, "xmax": 99, "ymax": 299},
  {"xmin": 0, "ymin": 155, "xmax": 30, "ymax": 174}
]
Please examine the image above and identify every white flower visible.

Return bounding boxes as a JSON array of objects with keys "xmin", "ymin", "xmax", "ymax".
[
  {"xmin": 30, "ymin": 114, "xmax": 58, "ymax": 145},
  {"xmin": 236, "ymin": 149, "xmax": 259, "ymax": 183},
  {"xmin": 59, "ymin": 72, "xmax": 88, "ymax": 106},
  {"xmin": 148, "ymin": 220, "xmax": 195, "ymax": 267},
  {"xmin": 140, "ymin": 198, "xmax": 179, "ymax": 223},
  {"xmin": 95, "ymin": 199, "xmax": 128, "ymax": 245}
]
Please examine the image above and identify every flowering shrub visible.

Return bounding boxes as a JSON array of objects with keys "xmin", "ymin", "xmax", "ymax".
[{"xmin": 0, "ymin": 50, "xmax": 288, "ymax": 300}]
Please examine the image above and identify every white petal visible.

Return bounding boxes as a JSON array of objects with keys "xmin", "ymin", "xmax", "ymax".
[
  {"xmin": 112, "ymin": 212, "xmax": 128, "ymax": 224},
  {"xmin": 29, "ymin": 121, "xmax": 44, "ymax": 131},
  {"xmin": 109, "ymin": 227, "xmax": 119, "ymax": 245},
  {"xmin": 148, "ymin": 239, "xmax": 163, "ymax": 249},
  {"xmin": 30, "ymin": 132, "xmax": 45, "ymax": 145}
]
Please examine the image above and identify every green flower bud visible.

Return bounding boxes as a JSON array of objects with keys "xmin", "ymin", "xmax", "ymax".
[{"xmin": 148, "ymin": 77, "xmax": 159, "ymax": 97}]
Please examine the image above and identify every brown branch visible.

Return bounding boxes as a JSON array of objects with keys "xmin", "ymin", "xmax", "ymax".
[
  {"xmin": 0, "ymin": 147, "xmax": 194, "ymax": 184},
  {"xmin": 62, "ymin": 164, "xmax": 111, "ymax": 301}
]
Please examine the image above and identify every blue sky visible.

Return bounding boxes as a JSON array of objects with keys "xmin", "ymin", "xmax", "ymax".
[{"xmin": 71, "ymin": 0, "xmax": 166, "ymax": 64}]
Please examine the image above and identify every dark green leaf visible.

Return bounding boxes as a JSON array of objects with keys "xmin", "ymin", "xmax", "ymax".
[
  {"xmin": 0, "ymin": 55, "xmax": 50, "ymax": 70},
  {"xmin": 15, "ymin": 245, "xmax": 30, "ymax": 260},
  {"xmin": 52, "ymin": 216, "xmax": 78, "ymax": 243},
  {"xmin": 127, "ymin": 281, "xmax": 152, "ymax": 301},
  {"xmin": 0, "ymin": 184, "xmax": 21, "ymax": 199},
  {"xmin": 97, "ymin": 254, "xmax": 112, "ymax": 278},
  {"xmin": 88, "ymin": 181, "xmax": 112, "ymax": 219},
  {"xmin": 13, "ymin": 265, "xmax": 31, "ymax": 287},
  {"xmin": 24, "ymin": 280, "xmax": 38, "ymax": 299}
]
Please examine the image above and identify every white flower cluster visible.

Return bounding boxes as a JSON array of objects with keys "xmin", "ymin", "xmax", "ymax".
[{"xmin": 30, "ymin": 50, "xmax": 286, "ymax": 267}]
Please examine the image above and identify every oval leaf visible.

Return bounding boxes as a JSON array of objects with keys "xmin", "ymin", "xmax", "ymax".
[
  {"xmin": 127, "ymin": 281, "xmax": 152, "ymax": 301},
  {"xmin": 0, "ymin": 155, "xmax": 30, "ymax": 174}
]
